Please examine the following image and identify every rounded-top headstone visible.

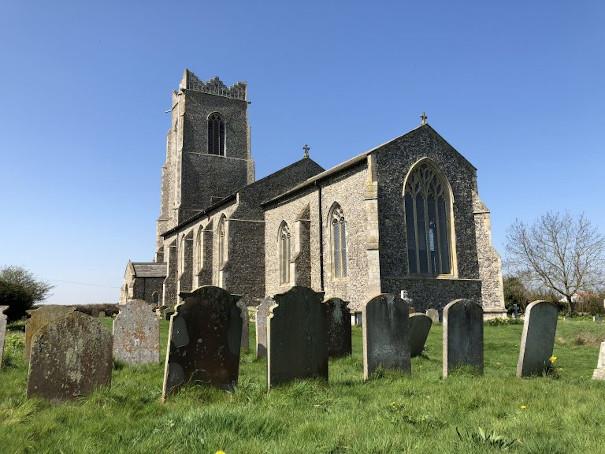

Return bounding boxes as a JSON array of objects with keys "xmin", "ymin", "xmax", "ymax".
[
  {"xmin": 409, "ymin": 313, "xmax": 432, "ymax": 357},
  {"xmin": 27, "ymin": 311, "xmax": 113, "ymax": 401},
  {"xmin": 324, "ymin": 297, "xmax": 352, "ymax": 358},
  {"xmin": 443, "ymin": 299, "xmax": 483, "ymax": 377},
  {"xmin": 516, "ymin": 300, "xmax": 559, "ymax": 377},
  {"xmin": 113, "ymin": 299, "xmax": 160, "ymax": 365},
  {"xmin": 24, "ymin": 305, "xmax": 75, "ymax": 362}
]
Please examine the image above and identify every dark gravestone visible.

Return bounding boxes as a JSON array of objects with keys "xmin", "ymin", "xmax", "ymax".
[
  {"xmin": 516, "ymin": 300, "xmax": 559, "ymax": 377},
  {"xmin": 443, "ymin": 299, "xmax": 483, "ymax": 377},
  {"xmin": 362, "ymin": 293, "xmax": 410, "ymax": 380},
  {"xmin": 255, "ymin": 297, "xmax": 273, "ymax": 359},
  {"xmin": 325, "ymin": 298, "xmax": 352, "ymax": 358},
  {"xmin": 24, "ymin": 305, "xmax": 75, "ymax": 362},
  {"xmin": 267, "ymin": 286, "xmax": 326, "ymax": 389},
  {"xmin": 0, "ymin": 306, "xmax": 7, "ymax": 368},
  {"xmin": 162, "ymin": 286, "xmax": 242, "ymax": 400},
  {"xmin": 409, "ymin": 313, "xmax": 432, "ymax": 357},
  {"xmin": 27, "ymin": 312, "xmax": 112, "ymax": 401},
  {"xmin": 112, "ymin": 299, "xmax": 160, "ymax": 365}
]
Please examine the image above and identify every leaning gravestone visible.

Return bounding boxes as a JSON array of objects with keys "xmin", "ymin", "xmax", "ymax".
[
  {"xmin": 162, "ymin": 286, "xmax": 242, "ymax": 400},
  {"xmin": 325, "ymin": 298, "xmax": 352, "ymax": 358},
  {"xmin": 362, "ymin": 293, "xmax": 410, "ymax": 380},
  {"xmin": 113, "ymin": 299, "xmax": 160, "ymax": 365},
  {"xmin": 0, "ymin": 306, "xmax": 8, "ymax": 367},
  {"xmin": 593, "ymin": 342, "xmax": 605, "ymax": 380},
  {"xmin": 443, "ymin": 299, "xmax": 483, "ymax": 377},
  {"xmin": 516, "ymin": 300, "xmax": 559, "ymax": 377},
  {"xmin": 426, "ymin": 308, "xmax": 439, "ymax": 324},
  {"xmin": 409, "ymin": 313, "xmax": 432, "ymax": 357},
  {"xmin": 267, "ymin": 286, "xmax": 327, "ymax": 388},
  {"xmin": 255, "ymin": 297, "xmax": 273, "ymax": 359},
  {"xmin": 27, "ymin": 311, "xmax": 112, "ymax": 401},
  {"xmin": 238, "ymin": 299, "xmax": 249, "ymax": 354},
  {"xmin": 24, "ymin": 305, "xmax": 75, "ymax": 362}
]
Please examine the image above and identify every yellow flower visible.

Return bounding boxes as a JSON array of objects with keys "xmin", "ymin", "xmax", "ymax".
[
  {"xmin": 549, "ymin": 356, "xmax": 558, "ymax": 365},
  {"xmin": 520, "ymin": 405, "xmax": 527, "ymax": 409},
  {"xmin": 216, "ymin": 451, "xmax": 226, "ymax": 454}
]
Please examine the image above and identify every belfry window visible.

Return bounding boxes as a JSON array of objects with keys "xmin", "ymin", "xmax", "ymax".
[
  {"xmin": 404, "ymin": 161, "xmax": 452, "ymax": 275},
  {"xmin": 207, "ymin": 112, "xmax": 225, "ymax": 156},
  {"xmin": 278, "ymin": 222, "xmax": 291, "ymax": 284},
  {"xmin": 218, "ymin": 217, "xmax": 226, "ymax": 268},
  {"xmin": 329, "ymin": 204, "xmax": 348, "ymax": 278}
]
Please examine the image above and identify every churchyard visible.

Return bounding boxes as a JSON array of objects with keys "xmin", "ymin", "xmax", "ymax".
[{"xmin": 1, "ymin": 298, "xmax": 604, "ymax": 453}]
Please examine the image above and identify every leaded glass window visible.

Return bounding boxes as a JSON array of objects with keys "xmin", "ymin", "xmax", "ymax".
[
  {"xmin": 207, "ymin": 112, "xmax": 225, "ymax": 156},
  {"xmin": 279, "ymin": 222, "xmax": 291, "ymax": 284},
  {"xmin": 330, "ymin": 204, "xmax": 348, "ymax": 278},
  {"xmin": 404, "ymin": 162, "xmax": 452, "ymax": 275}
]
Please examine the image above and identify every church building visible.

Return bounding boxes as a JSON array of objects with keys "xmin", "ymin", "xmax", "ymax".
[{"xmin": 122, "ymin": 69, "xmax": 506, "ymax": 319}]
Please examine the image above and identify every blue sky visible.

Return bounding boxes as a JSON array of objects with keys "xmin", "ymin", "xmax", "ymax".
[{"xmin": 1, "ymin": 1, "xmax": 603, "ymax": 304}]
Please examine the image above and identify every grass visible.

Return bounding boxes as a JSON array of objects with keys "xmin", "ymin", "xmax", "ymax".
[{"xmin": 1, "ymin": 316, "xmax": 605, "ymax": 453}]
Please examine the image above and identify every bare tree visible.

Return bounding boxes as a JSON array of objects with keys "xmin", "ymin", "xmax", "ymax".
[{"xmin": 505, "ymin": 212, "xmax": 605, "ymax": 315}]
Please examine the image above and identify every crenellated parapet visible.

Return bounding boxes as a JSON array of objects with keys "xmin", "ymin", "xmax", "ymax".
[{"xmin": 179, "ymin": 69, "xmax": 247, "ymax": 101}]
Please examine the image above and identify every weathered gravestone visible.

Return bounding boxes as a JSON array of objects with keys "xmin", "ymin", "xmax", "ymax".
[
  {"xmin": 592, "ymin": 342, "xmax": 605, "ymax": 380},
  {"xmin": 255, "ymin": 297, "xmax": 273, "ymax": 359},
  {"xmin": 27, "ymin": 311, "xmax": 112, "ymax": 401},
  {"xmin": 238, "ymin": 299, "xmax": 249, "ymax": 353},
  {"xmin": 443, "ymin": 299, "xmax": 483, "ymax": 377},
  {"xmin": 325, "ymin": 298, "xmax": 352, "ymax": 358},
  {"xmin": 516, "ymin": 300, "xmax": 559, "ymax": 377},
  {"xmin": 112, "ymin": 299, "xmax": 160, "ymax": 365},
  {"xmin": 362, "ymin": 293, "xmax": 410, "ymax": 380},
  {"xmin": 267, "ymin": 286, "xmax": 327, "ymax": 388},
  {"xmin": 24, "ymin": 305, "xmax": 75, "ymax": 362},
  {"xmin": 0, "ymin": 306, "xmax": 7, "ymax": 367},
  {"xmin": 426, "ymin": 308, "xmax": 439, "ymax": 324},
  {"xmin": 162, "ymin": 286, "xmax": 242, "ymax": 400},
  {"xmin": 409, "ymin": 313, "xmax": 432, "ymax": 357}
]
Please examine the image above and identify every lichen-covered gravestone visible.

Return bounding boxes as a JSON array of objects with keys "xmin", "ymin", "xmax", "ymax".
[
  {"xmin": 24, "ymin": 305, "xmax": 75, "ymax": 362},
  {"xmin": 0, "ymin": 306, "xmax": 8, "ymax": 367},
  {"xmin": 27, "ymin": 311, "xmax": 112, "ymax": 401},
  {"xmin": 593, "ymin": 342, "xmax": 605, "ymax": 380},
  {"xmin": 516, "ymin": 300, "xmax": 559, "ymax": 377},
  {"xmin": 409, "ymin": 313, "xmax": 432, "ymax": 357},
  {"xmin": 362, "ymin": 293, "xmax": 411, "ymax": 380},
  {"xmin": 426, "ymin": 308, "xmax": 439, "ymax": 324},
  {"xmin": 443, "ymin": 299, "xmax": 483, "ymax": 377},
  {"xmin": 162, "ymin": 286, "xmax": 242, "ymax": 400},
  {"xmin": 267, "ymin": 286, "xmax": 327, "ymax": 388},
  {"xmin": 325, "ymin": 298, "xmax": 352, "ymax": 358},
  {"xmin": 255, "ymin": 297, "xmax": 273, "ymax": 359},
  {"xmin": 112, "ymin": 299, "xmax": 160, "ymax": 365}
]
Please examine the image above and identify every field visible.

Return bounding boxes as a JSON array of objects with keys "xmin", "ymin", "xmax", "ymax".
[{"xmin": 1, "ymin": 317, "xmax": 604, "ymax": 453}]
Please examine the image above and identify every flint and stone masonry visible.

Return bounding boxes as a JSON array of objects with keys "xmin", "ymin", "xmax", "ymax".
[{"xmin": 123, "ymin": 69, "xmax": 506, "ymax": 320}]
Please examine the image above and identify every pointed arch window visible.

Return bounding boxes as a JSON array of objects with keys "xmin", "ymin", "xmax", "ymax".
[
  {"xmin": 218, "ymin": 217, "xmax": 226, "ymax": 269},
  {"xmin": 207, "ymin": 112, "xmax": 225, "ymax": 156},
  {"xmin": 278, "ymin": 222, "xmax": 291, "ymax": 284},
  {"xmin": 196, "ymin": 227, "xmax": 204, "ymax": 272},
  {"xmin": 179, "ymin": 235, "xmax": 186, "ymax": 276},
  {"xmin": 329, "ymin": 204, "xmax": 348, "ymax": 278},
  {"xmin": 404, "ymin": 161, "xmax": 452, "ymax": 275}
]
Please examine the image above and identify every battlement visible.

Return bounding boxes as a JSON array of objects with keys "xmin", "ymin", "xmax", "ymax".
[{"xmin": 179, "ymin": 69, "xmax": 247, "ymax": 101}]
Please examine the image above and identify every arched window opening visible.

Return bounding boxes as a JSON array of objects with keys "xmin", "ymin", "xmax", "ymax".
[
  {"xmin": 218, "ymin": 217, "xmax": 226, "ymax": 269},
  {"xmin": 404, "ymin": 161, "xmax": 452, "ymax": 276},
  {"xmin": 196, "ymin": 227, "xmax": 204, "ymax": 272},
  {"xmin": 329, "ymin": 204, "xmax": 348, "ymax": 278},
  {"xmin": 179, "ymin": 236, "xmax": 186, "ymax": 276},
  {"xmin": 278, "ymin": 222, "xmax": 291, "ymax": 284},
  {"xmin": 207, "ymin": 112, "xmax": 225, "ymax": 156},
  {"xmin": 152, "ymin": 291, "xmax": 159, "ymax": 305}
]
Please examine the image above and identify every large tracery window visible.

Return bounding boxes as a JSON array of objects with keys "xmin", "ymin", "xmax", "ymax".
[
  {"xmin": 404, "ymin": 161, "xmax": 452, "ymax": 275},
  {"xmin": 278, "ymin": 222, "xmax": 291, "ymax": 284},
  {"xmin": 329, "ymin": 204, "xmax": 348, "ymax": 278},
  {"xmin": 207, "ymin": 112, "xmax": 225, "ymax": 156}
]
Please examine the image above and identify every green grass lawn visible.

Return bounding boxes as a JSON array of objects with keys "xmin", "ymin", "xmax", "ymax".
[{"xmin": 1, "ymin": 316, "xmax": 604, "ymax": 453}]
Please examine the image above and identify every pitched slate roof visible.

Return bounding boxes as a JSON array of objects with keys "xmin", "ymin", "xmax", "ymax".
[{"xmin": 131, "ymin": 262, "xmax": 167, "ymax": 278}]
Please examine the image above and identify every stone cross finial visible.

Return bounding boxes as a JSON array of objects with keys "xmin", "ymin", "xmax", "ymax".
[
  {"xmin": 303, "ymin": 144, "xmax": 310, "ymax": 159},
  {"xmin": 420, "ymin": 112, "xmax": 428, "ymax": 126},
  {"xmin": 400, "ymin": 290, "xmax": 413, "ymax": 304}
]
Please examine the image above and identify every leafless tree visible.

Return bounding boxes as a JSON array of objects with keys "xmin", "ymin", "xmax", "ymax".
[{"xmin": 505, "ymin": 212, "xmax": 605, "ymax": 315}]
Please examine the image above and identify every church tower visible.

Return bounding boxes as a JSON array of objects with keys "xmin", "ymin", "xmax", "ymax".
[{"xmin": 155, "ymin": 70, "xmax": 255, "ymax": 260}]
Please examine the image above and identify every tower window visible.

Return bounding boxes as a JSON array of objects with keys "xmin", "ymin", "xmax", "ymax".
[
  {"xmin": 207, "ymin": 112, "xmax": 225, "ymax": 156},
  {"xmin": 404, "ymin": 161, "xmax": 452, "ymax": 276},
  {"xmin": 278, "ymin": 222, "xmax": 291, "ymax": 285}
]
